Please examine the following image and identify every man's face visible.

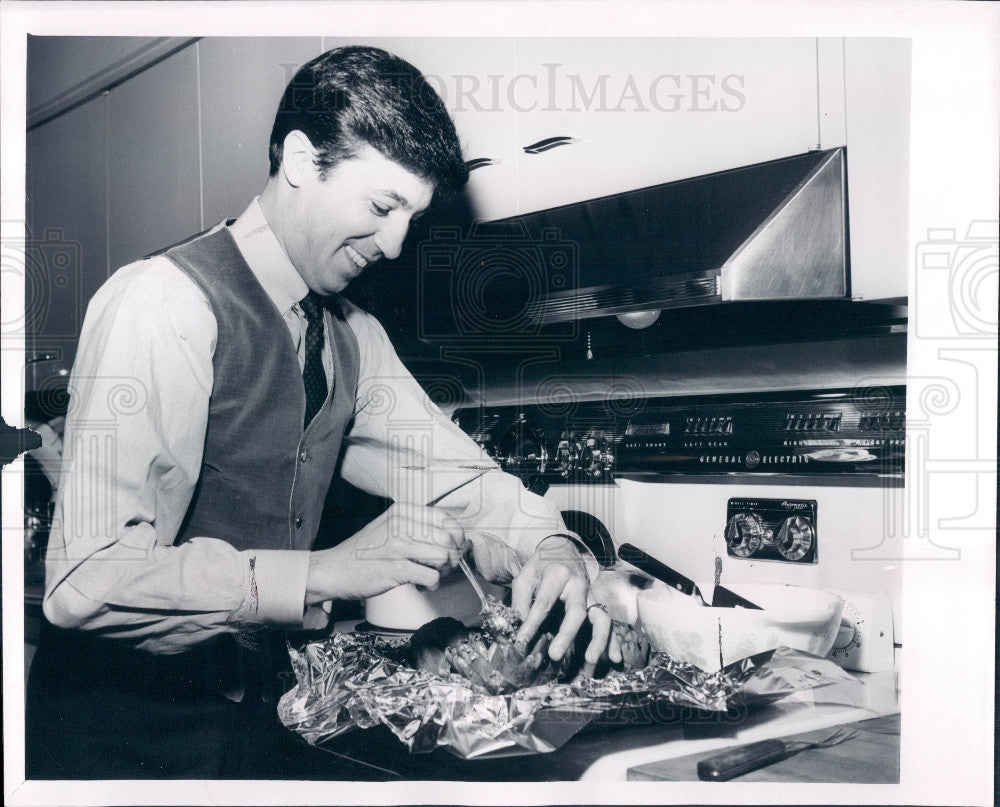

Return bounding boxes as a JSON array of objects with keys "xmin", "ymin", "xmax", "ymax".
[{"xmin": 287, "ymin": 143, "xmax": 436, "ymax": 295}]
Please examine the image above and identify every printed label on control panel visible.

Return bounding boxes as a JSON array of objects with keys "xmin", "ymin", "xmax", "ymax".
[{"xmin": 726, "ymin": 498, "xmax": 818, "ymax": 563}]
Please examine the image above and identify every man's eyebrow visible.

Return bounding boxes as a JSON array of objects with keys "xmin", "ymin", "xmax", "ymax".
[{"xmin": 375, "ymin": 189, "xmax": 411, "ymax": 208}]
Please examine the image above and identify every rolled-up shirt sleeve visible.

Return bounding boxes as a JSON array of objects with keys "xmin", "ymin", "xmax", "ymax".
[
  {"xmin": 43, "ymin": 258, "xmax": 309, "ymax": 654},
  {"xmin": 338, "ymin": 302, "xmax": 597, "ymax": 585}
]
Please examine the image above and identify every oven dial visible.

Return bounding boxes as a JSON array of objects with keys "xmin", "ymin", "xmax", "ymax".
[
  {"xmin": 725, "ymin": 512, "xmax": 764, "ymax": 558},
  {"xmin": 581, "ymin": 434, "xmax": 614, "ymax": 479},
  {"xmin": 776, "ymin": 515, "xmax": 815, "ymax": 561},
  {"xmin": 498, "ymin": 417, "xmax": 548, "ymax": 474},
  {"xmin": 554, "ymin": 435, "xmax": 581, "ymax": 477}
]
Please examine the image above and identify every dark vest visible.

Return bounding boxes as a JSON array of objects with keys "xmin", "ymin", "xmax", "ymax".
[{"xmin": 164, "ymin": 227, "xmax": 360, "ymax": 551}]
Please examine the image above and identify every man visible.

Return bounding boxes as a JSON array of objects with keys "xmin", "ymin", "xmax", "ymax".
[{"xmin": 26, "ymin": 45, "xmax": 612, "ymax": 779}]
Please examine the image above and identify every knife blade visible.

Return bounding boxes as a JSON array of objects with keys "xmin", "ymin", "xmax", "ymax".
[{"xmin": 709, "ymin": 585, "xmax": 762, "ymax": 610}]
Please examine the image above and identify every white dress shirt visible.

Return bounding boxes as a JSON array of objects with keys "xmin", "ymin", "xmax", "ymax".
[{"xmin": 43, "ymin": 198, "xmax": 581, "ymax": 654}]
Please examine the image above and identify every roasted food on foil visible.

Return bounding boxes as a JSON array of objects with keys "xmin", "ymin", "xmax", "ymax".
[
  {"xmin": 406, "ymin": 613, "xmax": 566, "ymax": 695},
  {"xmin": 405, "ymin": 597, "xmax": 652, "ymax": 695},
  {"xmin": 406, "ymin": 616, "xmax": 468, "ymax": 677},
  {"xmin": 478, "ymin": 595, "xmax": 524, "ymax": 640}
]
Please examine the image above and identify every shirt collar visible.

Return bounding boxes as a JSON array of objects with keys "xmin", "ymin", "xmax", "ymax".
[{"xmin": 227, "ymin": 196, "xmax": 309, "ymax": 316}]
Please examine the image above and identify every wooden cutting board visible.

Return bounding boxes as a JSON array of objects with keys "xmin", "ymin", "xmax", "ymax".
[{"xmin": 627, "ymin": 713, "xmax": 900, "ymax": 783}]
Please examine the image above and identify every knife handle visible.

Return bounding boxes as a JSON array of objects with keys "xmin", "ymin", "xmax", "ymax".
[
  {"xmin": 696, "ymin": 739, "xmax": 792, "ymax": 781},
  {"xmin": 616, "ymin": 543, "xmax": 699, "ymax": 597}
]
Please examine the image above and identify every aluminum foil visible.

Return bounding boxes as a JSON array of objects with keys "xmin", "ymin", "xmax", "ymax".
[{"xmin": 277, "ymin": 631, "xmax": 856, "ymax": 759}]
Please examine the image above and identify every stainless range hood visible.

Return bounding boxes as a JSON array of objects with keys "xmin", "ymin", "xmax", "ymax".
[{"xmin": 488, "ymin": 148, "xmax": 849, "ymax": 325}]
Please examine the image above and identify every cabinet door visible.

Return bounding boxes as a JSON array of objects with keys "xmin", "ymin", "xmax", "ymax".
[
  {"xmin": 844, "ymin": 38, "xmax": 910, "ymax": 301},
  {"xmin": 25, "ymin": 96, "xmax": 108, "ymax": 385},
  {"xmin": 107, "ymin": 45, "xmax": 201, "ymax": 269},
  {"xmin": 817, "ymin": 38, "xmax": 847, "ymax": 148},
  {"xmin": 322, "ymin": 37, "xmax": 518, "ymax": 222},
  {"xmin": 513, "ymin": 38, "xmax": 821, "ymax": 214},
  {"xmin": 199, "ymin": 37, "xmax": 323, "ymax": 226},
  {"xmin": 27, "ymin": 36, "xmax": 163, "ymax": 119}
]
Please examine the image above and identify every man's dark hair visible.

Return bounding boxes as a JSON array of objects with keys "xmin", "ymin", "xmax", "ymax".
[{"xmin": 269, "ymin": 46, "xmax": 468, "ymax": 191}]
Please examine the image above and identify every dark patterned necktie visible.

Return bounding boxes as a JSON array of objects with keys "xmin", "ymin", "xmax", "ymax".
[{"xmin": 299, "ymin": 292, "xmax": 328, "ymax": 427}]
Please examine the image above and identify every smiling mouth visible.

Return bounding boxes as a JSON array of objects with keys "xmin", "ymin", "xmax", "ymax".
[{"xmin": 345, "ymin": 245, "xmax": 370, "ymax": 270}]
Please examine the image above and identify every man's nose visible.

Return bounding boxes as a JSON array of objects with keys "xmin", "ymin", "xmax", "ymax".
[{"xmin": 373, "ymin": 216, "xmax": 409, "ymax": 261}]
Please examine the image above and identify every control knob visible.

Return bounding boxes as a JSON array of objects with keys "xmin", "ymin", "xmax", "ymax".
[
  {"xmin": 554, "ymin": 434, "xmax": 581, "ymax": 477},
  {"xmin": 775, "ymin": 515, "xmax": 815, "ymax": 561},
  {"xmin": 497, "ymin": 416, "xmax": 547, "ymax": 474},
  {"xmin": 725, "ymin": 512, "xmax": 764, "ymax": 558},
  {"xmin": 581, "ymin": 433, "xmax": 614, "ymax": 479}
]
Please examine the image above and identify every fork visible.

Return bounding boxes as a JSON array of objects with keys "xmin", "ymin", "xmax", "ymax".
[
  {"xmin": 413, "ymin": 468, "xmax": 493, "ymax": 608},
  {"xmin": 697, "ymin": 726, "xmax": 860, "ymax": 781},
  {"xmin": 456, "ymin": 552, "xmax": 490, "ymax": 609}
]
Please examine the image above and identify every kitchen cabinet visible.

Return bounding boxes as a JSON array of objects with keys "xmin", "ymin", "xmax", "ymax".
[
  {"xmin": 106, "ymin": 45, "xmax": 201, "ymax": 269},
  {"xmin": 25, "ymin": 96, "xmax": 108, "ymax": 385},
  {"xmin": 26, "ymin": 36, "xmax": 176, "ymax": 126},
  {"xmin": 511, "ymin": 38, "xmax": 824, "ymax": 215},
  {"xmin": 843, "ymin": 38, "xmax": 910, "ymax": 301},
  {"xmin": 199, "ymin": 37, "xmax": 323, "ymax": 226},
  {"xmin": 816, "ymin": 38, "xmax": 847, "ymax": 148},
  {"xmin": 322, "ymin": 36, "xmax": 520, "ymax": 222},
  {"xmin": 315, "ymin": 38, "xmax": 826, "ymax": 221}
]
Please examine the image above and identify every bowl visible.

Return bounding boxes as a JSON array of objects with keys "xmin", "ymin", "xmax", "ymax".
[{"xmin": 636, "ymin": 583, "xmax": 844, "ymax": 672}]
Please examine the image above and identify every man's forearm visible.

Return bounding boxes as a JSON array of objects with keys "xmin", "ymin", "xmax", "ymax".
[{"xmin": 44, "ymin": 520, "xmax": 311, "ymax": 653}]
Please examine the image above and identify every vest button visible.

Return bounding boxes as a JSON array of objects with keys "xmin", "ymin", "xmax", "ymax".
[
  {"xmin": 295, "ymin": 516, "xmax": 303, "ymax": 529},
  {"xmin": 299, "ymin": 449, "xmax": 309, "ymax": 462}
]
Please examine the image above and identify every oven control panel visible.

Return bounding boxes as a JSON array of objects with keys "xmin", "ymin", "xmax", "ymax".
[
  {"xmin": 726, "ymin": 497, "xmax": 818, "ymax": 563},
  {"xmin": 451, "ymin": 386, "xmax": 905, "ymax": 484},
  {"xmin": 455, "ymin": 408, "xmax": 622, "ymax": 484}
]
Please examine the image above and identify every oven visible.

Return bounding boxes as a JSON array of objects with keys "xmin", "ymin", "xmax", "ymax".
[{"xmin": 451, "ymin": 384, "xmax": 905, "ymax": 674}]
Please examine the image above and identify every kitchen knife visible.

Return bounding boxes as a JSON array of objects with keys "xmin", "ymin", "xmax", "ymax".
[
  {"xmin": 697, "ymin": 739, "xmax": 792, "ymax": 781},
  {"xmin": 697, "ymin": 727, "xmax": 859, "ymax": 781},
  {"xmin": 617, "ymin": 543, "xmax": 761, "ymax": 610},
  {"xmin": 617, "ymin": 543, "xmax": 700, "ymax": 598},
  {"xmin": 708, "ymin": 584, "xmax": 762, "ymax": 610}
]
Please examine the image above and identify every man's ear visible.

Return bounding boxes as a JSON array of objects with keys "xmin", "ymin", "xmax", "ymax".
[{"xmin": 280, "ymin": 130, "xmax": 317, "ymax": 188}]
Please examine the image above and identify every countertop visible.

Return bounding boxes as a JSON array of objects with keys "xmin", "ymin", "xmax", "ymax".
[
  {"xmin": 585, "ymin": 665, "xmax": 898, "ymax": 780},
  {"xmin": 627, "ymin": 713, "xmax": 899, "ymax": 783},
  {"xmin": 296, "ymin": 687, "xmax": 897, "ymax": 782}
]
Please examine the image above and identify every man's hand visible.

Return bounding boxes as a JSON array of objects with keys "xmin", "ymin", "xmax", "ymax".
[
  {"xmin": 510, "ymin": 535, "xmax": 611, "ymax": 672},
  {"xmin": 305, "ymin": 504, "xmax": 467, "ymax": 605}
]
